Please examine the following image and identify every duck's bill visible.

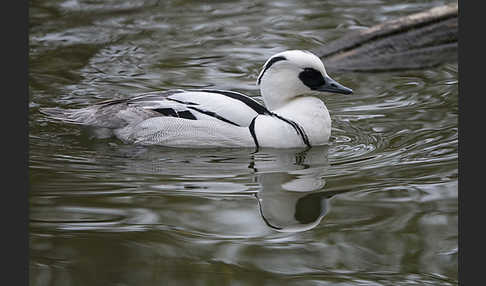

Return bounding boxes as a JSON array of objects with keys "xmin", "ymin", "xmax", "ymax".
[{"xmin": 313, "ymin": 76, "xmax": 353, "ymax": 95}]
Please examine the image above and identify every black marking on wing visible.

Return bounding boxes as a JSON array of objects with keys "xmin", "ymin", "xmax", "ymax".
[
  {"xmin": 153, "ymin": 108, "xmax": 197, "ymax": 120},
  {"xmin": 177, "ymin": 110, "xmax": 197, "ymax": 120},
  {"xmin": 249, "ymin": 117, "xmax": 259, "ymax": 150},
  {"xmin": 195, "ymin": 89, "xmax": 271, "ymax": 115},
  {"xmin": 257, "ymin": 56, "xmax": 287, "ymax": 85},
  {"xmin": 153, "ymin": 108, "xmax": 177, "ymax": 117},
  {"xmin": 272, "ymin": 113, "xmax": 311, "ymax": 148},
  {"xmin": 298, "ymin": 68, "xmax": 326, "ymax": 90},
  {"xmin": 187, "ymin": 106, "xmax": 240, "ymax": 126}
]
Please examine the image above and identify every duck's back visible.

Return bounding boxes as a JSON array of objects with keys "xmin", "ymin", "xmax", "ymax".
[
  {"xmin": 40, "ymin": 89, "xmax": 269, "ymax": 147},
  {"xmin": 41, "ymin": 89, "xmax": 267, "ymax": 127}
]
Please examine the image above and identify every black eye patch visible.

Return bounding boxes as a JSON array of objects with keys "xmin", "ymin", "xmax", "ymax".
[{"xmin": 298, "ymin": 68, "xmax": 326, "ymax": 90}]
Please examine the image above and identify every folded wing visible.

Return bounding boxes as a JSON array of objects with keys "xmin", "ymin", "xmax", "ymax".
[{"xmin": 40, "ymin": 89, "xmax": 270, "ymax": 128}]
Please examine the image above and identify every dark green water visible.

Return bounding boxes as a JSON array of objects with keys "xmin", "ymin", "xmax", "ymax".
[{"xmin": 29, "ymin": 0, "xmax": 458, "ymax": 285}]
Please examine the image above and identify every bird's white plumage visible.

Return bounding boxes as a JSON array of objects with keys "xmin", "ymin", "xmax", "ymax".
[
  {"xmin": 40, "ymin": 50, "xmax": 352, "ymax": 148},
  {"xmin": 167, "ymin": 90, "xmax": 261, "ymax": 126}
]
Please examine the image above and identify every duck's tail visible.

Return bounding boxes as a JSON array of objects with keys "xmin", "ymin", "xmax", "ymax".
[
  {"xmin": 39, "ymin": 98, "xmax": 155, "ymax": 129},
  {"xmin": 39, "ymin": 106, "xmax": 103, "ymax": 126}
]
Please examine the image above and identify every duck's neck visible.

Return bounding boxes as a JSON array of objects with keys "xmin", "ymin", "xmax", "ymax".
[
  {"xmin": 261, "ymin": 88, "xmax": 299, "ymax": 111},
  {"xmin": 271, "ymin": 96, "xmax": 327, "ymax": 118},
  {"xmin": 260, "ymin": 74, "xmax": 308, "ymax": 111}
]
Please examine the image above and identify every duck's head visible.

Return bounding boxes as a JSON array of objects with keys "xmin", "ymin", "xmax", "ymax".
[{"xmin": 257, "ymin": 50, "xmax": 352, "ymax": 110}]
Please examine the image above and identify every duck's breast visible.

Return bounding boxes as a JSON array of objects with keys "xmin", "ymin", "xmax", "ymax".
[{"xmin": 253, "ymin": 97, "xmax": 331, "ymax": 148}]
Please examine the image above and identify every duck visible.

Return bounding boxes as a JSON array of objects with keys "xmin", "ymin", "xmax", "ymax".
[{"xmin": 40, "ymin": 50, "xmax": 352, "ymax": 148}]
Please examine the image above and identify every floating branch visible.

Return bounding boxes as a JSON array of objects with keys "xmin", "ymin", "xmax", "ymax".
[{"xmin": 317, "ymin": 2, "xmax": 458, "ymax": 72}]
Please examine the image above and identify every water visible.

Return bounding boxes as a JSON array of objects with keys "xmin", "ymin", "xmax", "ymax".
[{"xmin": 29, "ymin": 0, "xmax": 458, "ymax": 285}]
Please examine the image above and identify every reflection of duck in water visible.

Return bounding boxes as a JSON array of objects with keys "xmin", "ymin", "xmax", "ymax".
[
  {"xmin": 256, "ymin": 173, "xmax": 330, "ymax": 232},
  {"xmin": 78, "ymin": 145, "xmax": 346, "ymax": 234},
  {"xmin": 252, "ymin": 147, "xmax": 347, "ymax": 232}
]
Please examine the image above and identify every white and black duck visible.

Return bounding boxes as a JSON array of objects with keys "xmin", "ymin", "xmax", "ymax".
[{"xmin": 41, "ymin": 50, "xmax": 352, "ymax": 148}]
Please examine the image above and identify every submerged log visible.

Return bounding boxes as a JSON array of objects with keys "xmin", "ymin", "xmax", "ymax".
[{"xmin": 318, "ymin": 2, "xmax": 458, "ymax": 72}]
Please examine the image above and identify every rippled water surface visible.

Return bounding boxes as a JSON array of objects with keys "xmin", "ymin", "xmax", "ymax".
[{"xmin": 29, "ymin": 0, "xmax": 458, "ymax": 285}]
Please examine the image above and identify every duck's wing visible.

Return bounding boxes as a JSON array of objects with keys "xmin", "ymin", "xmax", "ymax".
[
  {"xmin": 40, "ymin": 89, "xmax": 270, "ymax": 128},
  {"xmin": 127, "ymin": 89, "xmax": 271, "ymax": 127}
]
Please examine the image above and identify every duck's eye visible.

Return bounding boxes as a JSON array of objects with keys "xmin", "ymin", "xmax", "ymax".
[{"xmin": 299, "ymin": 68, "xmax": 326, "ymax": 89}]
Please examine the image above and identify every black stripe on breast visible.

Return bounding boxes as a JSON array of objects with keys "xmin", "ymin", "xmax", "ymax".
[
  {"xmin": 272, "ymin": 113, "xmax": 311, "ymax": 148},
  {"xmin": 187, "ymin": 106, "xmax": 240, "ymax": 126},
  {"xmin": 195, "ymin": 89, "xmax": 271, "ymax": 115},
  {"xmin": 249, "ymin": 117, "xmax": 259, "ymax": 149}
]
